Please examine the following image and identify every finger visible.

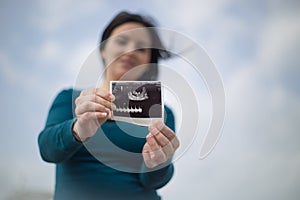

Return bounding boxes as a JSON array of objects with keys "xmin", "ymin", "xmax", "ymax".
[
  {"xmin": 152, "ymin": 121, "xmax": 174, "ymax": 140},
  {"xmin": 76, "ymin": 101, "xmax": 110, "ymax": 116},
  {"xmin": 146, "ymin": 134, "xmax": 161, "ymax": 152},
  {"xmin": 76, "ymin": 94, "xmax": 116, "ymax": 110},
  {"xmin": 149, "ymin": 126, "xmax": 174, "ymax": 158},
  {"xmin": 80, "ymin": 88, "xmax": 98, "ymax": 96},
  {"xmin": 94, "ymin": 88, "xmax": 115, "ymax": 101},
  {"xmin": 80, "ymin": 88, "xmax": 115, "ymax": 102},
  {"xmin": 95, "ymin": 112, "xmax": 109, "ymax": 124},
  {"xmin": 153, "ymin": 121, "xmax": 180, "ymax": 150},
  {"xmin": 142, "ymin": 143, "xmax": 156, "ymax": 169},
  {"xmin": 152, "ymin": 121, "xmax": 180, "ymax": 149},
  {"xmin": 146, "ymin": 135, "xmax": 167, "ymax": 163},
  {"xmin": 77, "ymin": 111, "xmax": 108, "ymax": 125},
  {"xmin": 148, "ymin": 125, "xmax": 171, "ymax": 149},
  {"xmin": 142, "ymin": 141, "xmax": 152, "ymax": 158}
]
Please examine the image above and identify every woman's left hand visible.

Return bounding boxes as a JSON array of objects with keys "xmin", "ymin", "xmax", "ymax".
[{"xmin": 142, "ymin": 121, "xmax": 180, "ymax": 168}]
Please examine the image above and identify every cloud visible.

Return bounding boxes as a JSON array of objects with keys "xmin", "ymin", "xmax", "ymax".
[
  {"xmin": 0, "ymin": 49, "xmax": 59, "ymax": 97},
  {"xmin": 218, "ymin": 1, "xmax": 300, "ymax": 199},
  {"xmin": 150, "ymin": 0, "xmax": 228, "ymax": 35},
  {"xmin": 33, "ymin": 0, "xmax": 110, "ymax": 33},
  {"xmin": 37, "ymin": 40, "xmax": 64, "ymax": 63},
  {"xmin": 0, "ymin": 51, "xmax": 19, "ymax": 86},
  {"xmin": 63, "ymin": 40, "xmax": 99, "ymax": 83}
]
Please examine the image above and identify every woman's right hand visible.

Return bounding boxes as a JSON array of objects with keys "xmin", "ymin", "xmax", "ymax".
[{"xmin": 73, "ymin": 88, "xmax": 115, "ymax": 142}]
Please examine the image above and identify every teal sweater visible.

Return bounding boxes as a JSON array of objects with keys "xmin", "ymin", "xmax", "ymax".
[{"xmin": 38, "ymin": 89, "xmax": 175, "ymax": 200}]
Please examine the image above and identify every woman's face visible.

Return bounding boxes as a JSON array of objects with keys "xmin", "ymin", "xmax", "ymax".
[{"xmin": 101, "ymin": 22, "xmax": 152, "ymax": 81}]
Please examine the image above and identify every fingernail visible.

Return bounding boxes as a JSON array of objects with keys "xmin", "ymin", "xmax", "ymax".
[
  {"xmin": 109, "ymin": 94, "xmax": 115, "ymax": 101},
  {"xmin": 111, "ymin": 103, "xmax": 117, "ymax": 110}
]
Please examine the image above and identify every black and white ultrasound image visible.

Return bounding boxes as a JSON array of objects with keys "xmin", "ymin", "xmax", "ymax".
[{"xmin": 111, "ymin": 81, "xmax": 162, "ymax": 118}]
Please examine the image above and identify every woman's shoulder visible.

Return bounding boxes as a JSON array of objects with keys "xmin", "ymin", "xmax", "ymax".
[
  {"xmin": 56, "ymin": 87, "xmax": 81, "ymax": 98},
  {"xmin": 164, "ymin": 105, "xmax": 173, "ymax": 114},
  {"xmin": 51, "ymin": 88, "xmax": 81, "ymax": 105},
  {"xmin": 163, "ymin": 104, "xmax": 176, "ymax": 131}
]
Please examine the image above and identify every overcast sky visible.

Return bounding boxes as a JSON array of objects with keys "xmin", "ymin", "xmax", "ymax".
[{"xmin": 0, "ymin": 0, "xmax": 300, "ymax": 199}]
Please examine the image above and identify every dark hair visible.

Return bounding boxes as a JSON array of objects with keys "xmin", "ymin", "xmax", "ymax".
[{"xmin": 99, "ymin": 11, "xmax": 171, "ymax": 80}]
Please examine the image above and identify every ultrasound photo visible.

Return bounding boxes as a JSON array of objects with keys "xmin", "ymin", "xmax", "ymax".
[{"xmin": 110, "ymin": 81, "xmax": 163, "ymax": 126}]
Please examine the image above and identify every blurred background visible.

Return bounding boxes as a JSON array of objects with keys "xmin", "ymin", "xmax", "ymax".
[{"xmin": 1, "ymin": 0, "xmax": 300, "ymax": 199}]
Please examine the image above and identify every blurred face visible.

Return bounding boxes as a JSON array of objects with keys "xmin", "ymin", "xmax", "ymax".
[{"xmin": 101, "ymin": 22, "xmax": 152, "ymax": 81}]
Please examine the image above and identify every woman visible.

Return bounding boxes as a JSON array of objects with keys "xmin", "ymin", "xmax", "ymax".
[{"xmin": 38, "ymin": 11, "xmax": 179, "ymax": 200}]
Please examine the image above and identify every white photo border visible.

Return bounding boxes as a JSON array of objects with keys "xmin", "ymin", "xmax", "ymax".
[{"xmin": 110, "ymin": 80, "xmax": 165, "ymax": 126}]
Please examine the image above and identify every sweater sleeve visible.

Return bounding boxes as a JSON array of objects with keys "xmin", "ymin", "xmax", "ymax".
[
  {"xmin": 38, "ymin": 89, "xmax": 83, "ymax": 163},
  {"xmin": 139, "ymin": 106, "xmax": 176, "ymax": 189}
]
